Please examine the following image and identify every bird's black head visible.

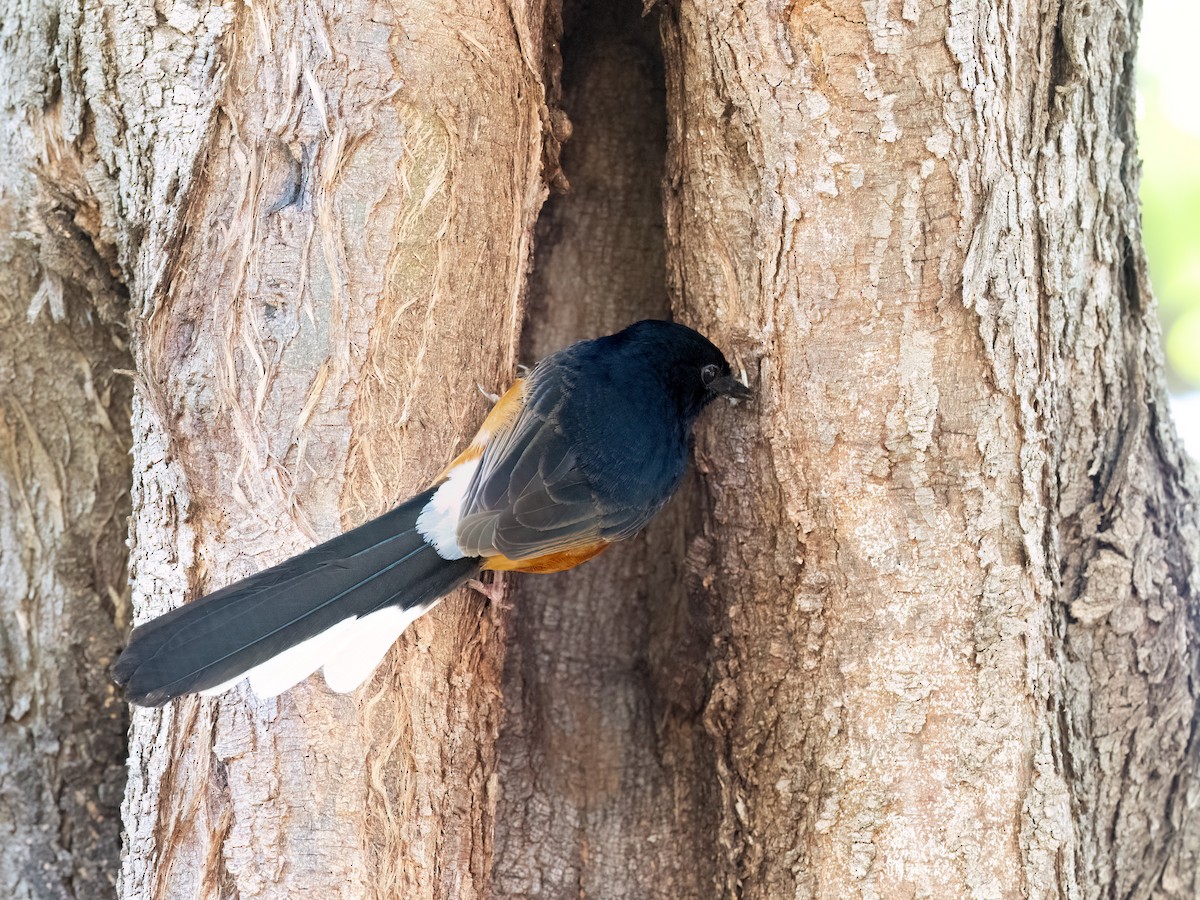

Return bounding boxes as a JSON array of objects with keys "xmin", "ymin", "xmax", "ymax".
[{"xmin": 610, "ymin": 320, "xmax": 752, "ymax": 422}]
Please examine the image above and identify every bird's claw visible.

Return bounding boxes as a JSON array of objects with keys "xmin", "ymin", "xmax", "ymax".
[{"xmin": 467, "ymin": 576, "xmax": 510, "ymax": 609}]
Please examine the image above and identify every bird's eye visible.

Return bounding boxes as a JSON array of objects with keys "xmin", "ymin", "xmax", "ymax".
[{"xmin": 701, "ymin": 363, "xmax": 720, "ymax": 386}]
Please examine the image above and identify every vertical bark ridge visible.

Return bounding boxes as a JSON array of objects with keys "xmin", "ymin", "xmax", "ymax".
[
  {"xmin": 658, "ymin": 0, "xmax": 1102, "ymax": 894},
  {"xmin": 662, "ymin": 0, "xmax": 1200, "ymax": 896},
  {"xmin": 1038, "ymin": 1, "xmax": 1200, "ymax": 895},
  {"xmin": 120, "ymin": 0, "xmax": 555, "ymax": 896}
]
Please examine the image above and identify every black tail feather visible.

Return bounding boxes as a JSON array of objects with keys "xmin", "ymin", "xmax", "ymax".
[{"xmin": 113, "ymin": 488, "xmax": 480, "ymax": 705}]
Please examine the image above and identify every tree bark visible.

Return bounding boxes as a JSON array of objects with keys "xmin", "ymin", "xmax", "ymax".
[
  {"xmin": 661, "ymin": 0, "xmax": 1200, "ymax": 896},
  {"xmin": 0, "ymin": 174, "xmax": 131, "ymax": 900},
  {"xmin": 0, "ymin": 4, "xmax": 134, "ymax": 897},
  {"xmin": 112, "ymin": 0, "xmax": 553, "ymax": 896}
]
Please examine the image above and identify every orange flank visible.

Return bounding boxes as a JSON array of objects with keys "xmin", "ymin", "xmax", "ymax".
[
  {"xmin": 484, "ymin": 542, "xmax": 610, "ymax": 573},
  {"xmin": 435, "ymin": 378, "xmax": 526, "ymax": 483}
]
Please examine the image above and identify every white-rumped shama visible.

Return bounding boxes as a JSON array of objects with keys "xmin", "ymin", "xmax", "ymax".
[{"xmin": 113, "ymin": 320, "xmax": 751, "ymax": 705}]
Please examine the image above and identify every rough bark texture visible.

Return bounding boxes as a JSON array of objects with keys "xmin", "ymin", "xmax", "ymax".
[
  {"xmin": 1046, "ymin": 3, "xmax": 1200, "ymax": 896},
  {"xmin": 113, "ymin": 0, "xmax": 553, "ymax": 897},
  {"xmin": 493, "ymin": 2, "xmax": 721, "ymax": 896},
  {"xmin": 0, "ymin": 177, "xmax": 132, "ymax": 900},
  {"xmin": 661, "ymin": 0, "xmax": 1199, "ymax": 897},
  {"xmin": 0, "ymin": 3, "xmax": 134, "ymax": 897},
  {"xmin": 0, "ymin": 272, "xmax": 130, "ymax": 900}
]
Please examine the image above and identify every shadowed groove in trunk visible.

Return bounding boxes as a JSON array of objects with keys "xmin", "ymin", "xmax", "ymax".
[{"xmin": 493, "ymin": 1, "xmax": 723, "ymax": 896}]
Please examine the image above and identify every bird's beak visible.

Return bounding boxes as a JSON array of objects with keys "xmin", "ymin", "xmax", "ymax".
[{"xmin": 710, "ymin": 374, "xmax": 754, "ymax": 401}]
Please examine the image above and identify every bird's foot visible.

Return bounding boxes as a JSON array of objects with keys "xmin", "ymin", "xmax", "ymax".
[{"xmin": 467, "ymin": 576, "xmax": 510, "ymax": 610}]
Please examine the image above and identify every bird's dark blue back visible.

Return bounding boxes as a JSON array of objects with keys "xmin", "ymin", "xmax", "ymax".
[{"xmin": 551, "ymin": 331, "xmax": 691, "ymax": 517}]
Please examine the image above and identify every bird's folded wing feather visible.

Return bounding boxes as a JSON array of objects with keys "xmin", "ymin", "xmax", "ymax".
[{"xmin": 455, "ymin": 362, "xmax": 651, "ymax": 561}]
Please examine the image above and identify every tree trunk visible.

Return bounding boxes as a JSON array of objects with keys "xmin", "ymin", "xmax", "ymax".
[
  {"xmin": 112, "ymin": 0, "xmax": 553, "ymax": 896},
  {"xmin": 660, "ymin": 0, "xmax": 1200, "ymax": 896},
  {"xmin": 2, "ymin": 0, "xmax": 1197, "ymax": 897}
]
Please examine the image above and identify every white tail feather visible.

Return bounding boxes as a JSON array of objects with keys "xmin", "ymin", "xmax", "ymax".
[
  {"xmin": 198, "ymin": 622, "xmax": 359, "ymax": 699},
  {"xmin": 245, "ymin": 616, "xmax": 363, "ymax": 698},
  {"xmin": 198, "ymin": 673, "xmax": 244, "ymax": 697},
  {"xmin": 195, "ymin": 603, "xmax": 437, "ymax": 701},
  {"xmin": 322, "ymin": 603, "xmax": 433, "ymax": 693}
]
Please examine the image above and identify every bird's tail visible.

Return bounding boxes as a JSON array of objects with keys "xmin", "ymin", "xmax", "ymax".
[{"xmin": 113, "ymin": 487, "xmax": 480, "ymax": 706}]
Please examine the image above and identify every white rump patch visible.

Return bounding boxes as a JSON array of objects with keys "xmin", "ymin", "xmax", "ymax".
[{"xmin": 416, "ymin": 457, "xmax": 479, "ymax": 560}]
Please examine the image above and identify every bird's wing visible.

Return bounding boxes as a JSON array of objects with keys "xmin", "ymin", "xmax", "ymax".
[{"xmin": 454, "ymin": 362, "xmax": 652, "ymax": 562}]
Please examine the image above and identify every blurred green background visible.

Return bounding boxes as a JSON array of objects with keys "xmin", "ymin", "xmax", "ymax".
[{"xmin": 1140, "ymin": 0, "xmax": 1200, "ymax": 451}]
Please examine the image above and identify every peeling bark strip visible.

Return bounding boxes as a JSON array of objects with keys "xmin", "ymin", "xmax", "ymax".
[
  {"xmin": 119, "ymin": 0, "xmax": 552, "ymax": 896},
  {"xmin": 662, "ymin": 0, "xmax": 1199, "ymax": 897}
]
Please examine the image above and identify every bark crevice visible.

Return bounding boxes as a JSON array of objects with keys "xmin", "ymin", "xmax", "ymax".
[{"xmin": 494, "ymin": 2, "xmax": 724, "ymax": 895}]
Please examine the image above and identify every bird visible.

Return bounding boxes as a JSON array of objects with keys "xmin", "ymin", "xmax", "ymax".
[{"xmin": 113, "ymin": 320, "xmax": 752, "ymax": 706}]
